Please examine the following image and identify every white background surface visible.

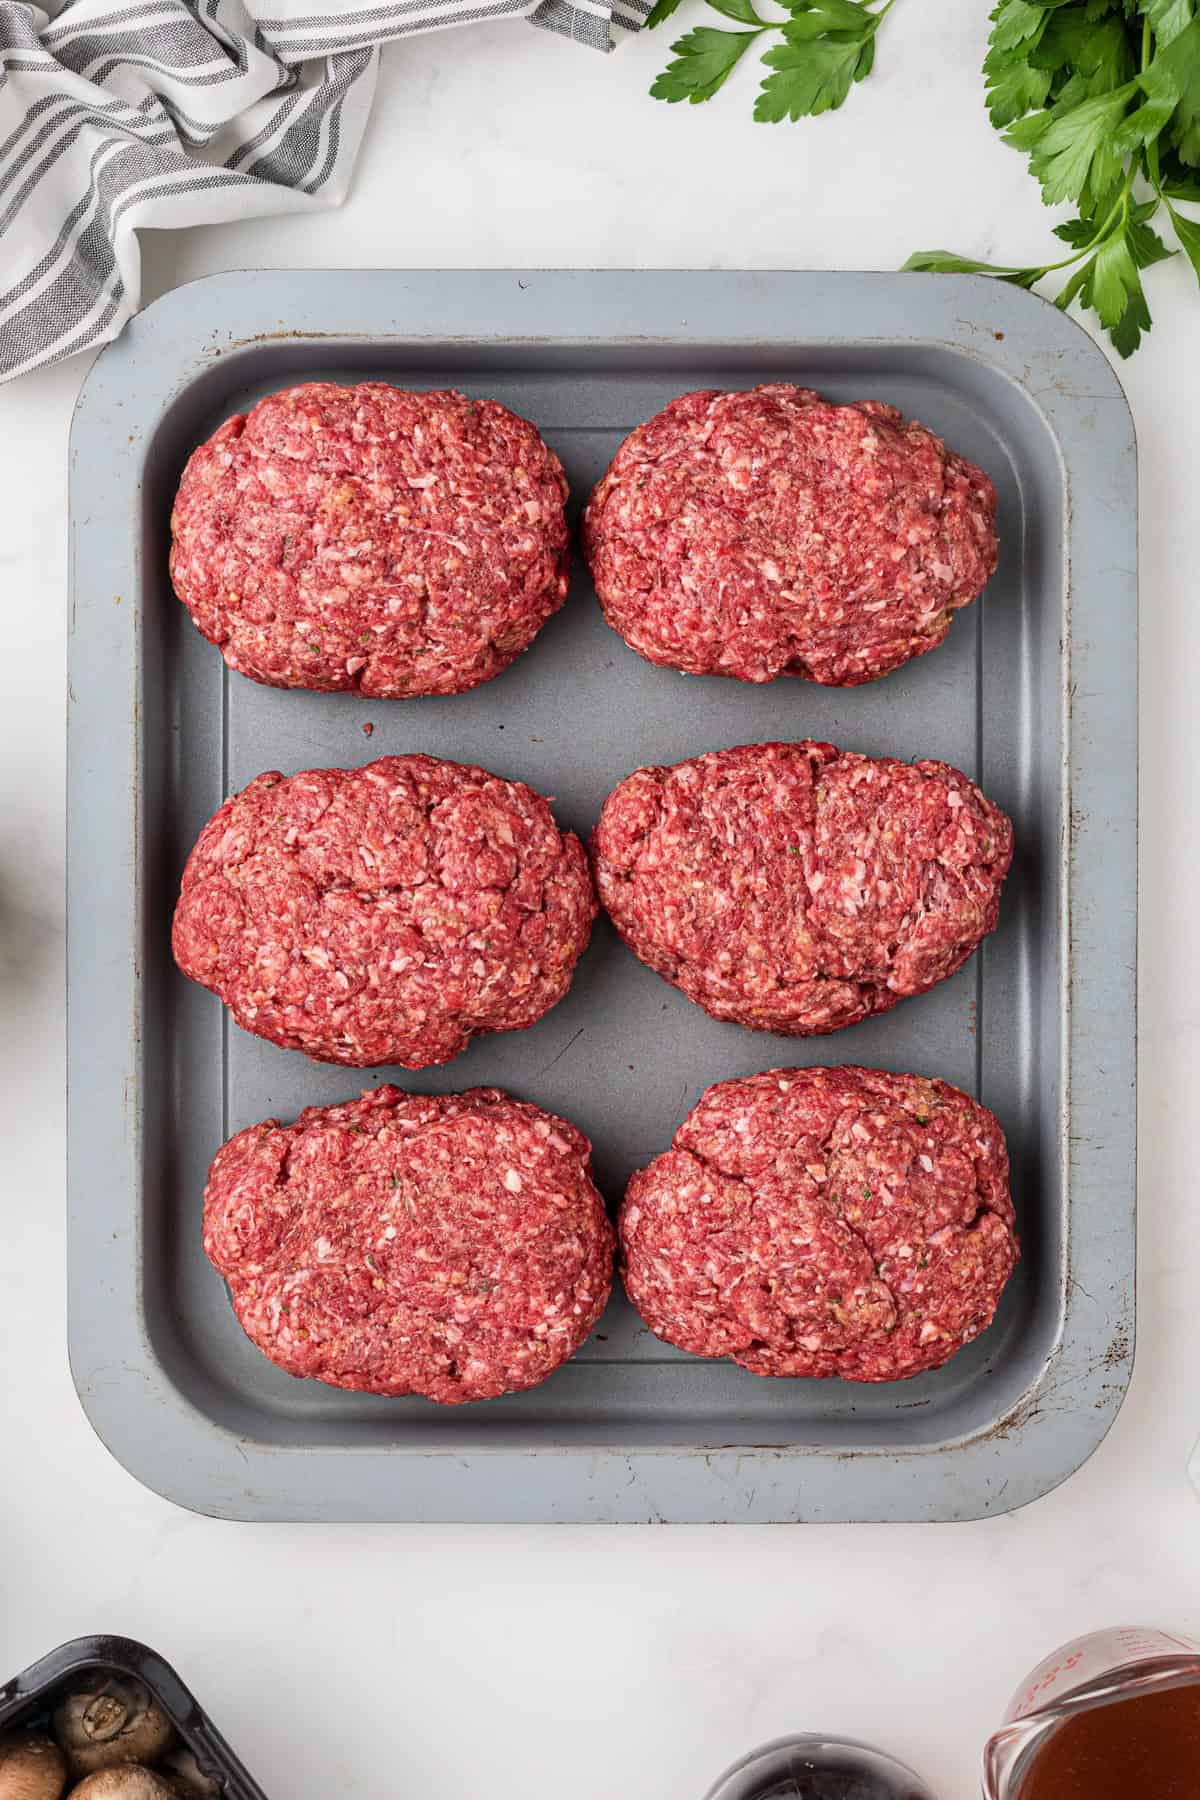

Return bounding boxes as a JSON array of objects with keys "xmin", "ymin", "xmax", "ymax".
[{"xmin": 1, "ymin": 7, "xmax": 1197, "ymax": 1796}]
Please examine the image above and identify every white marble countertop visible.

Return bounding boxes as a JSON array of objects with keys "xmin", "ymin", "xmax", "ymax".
[{"xmin": 1, "ymin": 7, "xmax": 1196, "ymax": 1796}]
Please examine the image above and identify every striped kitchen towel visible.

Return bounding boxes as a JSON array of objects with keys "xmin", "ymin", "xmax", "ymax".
[{"xmin": 0, "ymin": 0, "xmax": 651, "ymax": 383}]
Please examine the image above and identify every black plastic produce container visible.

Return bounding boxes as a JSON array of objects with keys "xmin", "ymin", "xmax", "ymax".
[{"xmin": 0, "ymin": 1636, "xmax": 268, "ymax": 1798}]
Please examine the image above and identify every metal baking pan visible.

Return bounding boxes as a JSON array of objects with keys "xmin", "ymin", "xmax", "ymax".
[
  {"xmin": 67, "ymin": 270, "xmax": 1137, "ymax": 1523},
  {"xmin": 0, "ymin": 1634, "xmax": 268, "ymax": 1797}
]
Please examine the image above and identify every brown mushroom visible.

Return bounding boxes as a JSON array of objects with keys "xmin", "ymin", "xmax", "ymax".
[
  {"xmin": 158, "ymin": 1752, "xmax": 219, "ymax": 1799},
  {"xmin": 0, "ymin": 1735, "xmax": 69, "ymax": 1800},
  {"xmin": 52, "ymin": 1680, "xmax": 173, "ymax": 1777},
  {"xmin": 68, "ymin": 1774, "xmax": 178, "ymax": 1800}
]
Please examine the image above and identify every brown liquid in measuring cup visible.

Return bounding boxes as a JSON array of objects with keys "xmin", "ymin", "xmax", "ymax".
[{"xmin": 1017, "ymin": 1682, "xmax": 1200, "ymax": 1799}]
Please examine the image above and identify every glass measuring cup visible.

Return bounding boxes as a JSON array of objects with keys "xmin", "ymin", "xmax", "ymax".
[{"xmin": 982, "ymin": 1626, "xmax": 1200, "ymax": 1798}]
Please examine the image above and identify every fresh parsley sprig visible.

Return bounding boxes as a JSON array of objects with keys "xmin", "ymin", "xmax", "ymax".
[
  {"xmin": 647, "ymin": 0, "xmax": 897, "ymax": 123},
  {"xmin": 907, "ymin": 0, "xmax": 1200, "ymax": 356}
]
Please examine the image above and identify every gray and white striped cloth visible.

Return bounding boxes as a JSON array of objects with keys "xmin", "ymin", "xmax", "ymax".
[{"xmin": 0, "ymin": 0, "xmax": 650, "ymax": 383}]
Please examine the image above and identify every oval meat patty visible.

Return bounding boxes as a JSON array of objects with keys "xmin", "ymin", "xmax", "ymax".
[
  {"xmin": 621, "ymin": 1065, "xmax": 1018, "ymax": 1383},
  {"xmin": 583, "ymin": 384, "xmax": 997, "ymax": 686},
  {"xmin": 173, "ymin": 754, "xmax": 597, "ymax": 1069},
  {"xmin": 170, "ymin": 382, "xmax": 570, "ymax": 696},
  {"xmin": 592, "ymin": 741, "xmax": 1012, "ymax": 1037},
  {"xmin": 205, "ymin": 1086, "xmax": 615, "ymax": 1403}
]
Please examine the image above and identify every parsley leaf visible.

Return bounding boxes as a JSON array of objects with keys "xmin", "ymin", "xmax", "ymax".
[
  {"xmin": 775, "ymin": 0, "xmax": 878, "ymax": 34},
  {"xmin": 1109, "ymin": 282, "xmax": 1152, "ymax": 355},
  {"xmin": 1140, "ymin": 0, "xmax": 1196, "ymax": 50},
  {"xmin": 1149, "ymin": 17, "xmax": 1200, "ymax": 162},
  {"xmin": 756, "ymin": 25, "xmax": 871, "ymax": 121},
  {"xmin": 1090, "ymin": 228, "xmax": 1147, "ymax": 337},
  {"xmin": 1055, "ymin": 255, "xmax": 1096, "ymax": 310},
  {"xmin": 706, "ymin": 0, "xmax": 767, "ymax": 22},
  {"xmin": 987, "ymin": 50, "xmax": 1053, "ymax": 126},
  {"xmin": 1027, "ymin": 86, "xmax": 1137, "ymax": 208},
  {"xmin": 1127, "ymin": 213, "xmax": 1176, "ymax": 263},
  {"xmin": 1167, "ymin": 198, "xmax": 1200, "ymax": 277},
  {"xmin": 1053, "ymin": 214, "xmax": 1098, "ymax": 243},
  {"xmin": 903, "ymin": 250, "xmax": 1032, "ymax": 275},
  {"xmin": 908, "ymin": 0, "xmax": 1200, "ymax": 355},
  {"xmin": 991, "ymin": 1, "xmax": 1054, "ymax": 56},
  {"xmin": 1032, "ymin": 10, "xmax": 1135, "ymax": 99},
  {"xmin": 650, "ymin": 25, "xmax": 763, "ymax": 103},
  {"xmin": 649, "ymin": 0, "xmax": 896, "ymax": 121}
]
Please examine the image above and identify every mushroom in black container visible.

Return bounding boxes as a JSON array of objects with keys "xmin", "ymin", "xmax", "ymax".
[
  {"xmin": 69, "ymin": 1773, "xmax": 178, "ymax": 1799},
  {"xmin": 159, "ymin": 1750, "xmax": 219, "ymax": 1799},
  {"xmin": 53, "ymin": 1682, "xmax": 173, "ymax": 1779},
  {"xmin": 0, "ymin": 1735, "xmax": 69, "ymax": 1800}
]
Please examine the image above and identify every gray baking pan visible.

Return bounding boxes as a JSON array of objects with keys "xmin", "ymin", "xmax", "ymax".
[{"xmin": 67, "ymin": 271, "xmax": 1137, "ymax": 1523}]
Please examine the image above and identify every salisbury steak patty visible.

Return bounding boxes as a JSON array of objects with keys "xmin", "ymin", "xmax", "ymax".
[
  {"xmin": 592, "ymin": 741, "xmax": 1012, "ymax": 1037},
  {"xmin": 173, "ymin": 754, "xmax": 597, "ymax": 1069},
  {"xmin": 583, "ymin": 385, "xmax": 997, "ymax": 686},
  {"xmin": 205, "ymin": 1086, "xmax": 615, "ymax": 1402},
  {"xmin": 621, "ymin": 1066, "xmax": 1017, "ymax": 1383},
  {"xmin": 170, "ymin": 382, "xmax": 570, "ymax": 696}
]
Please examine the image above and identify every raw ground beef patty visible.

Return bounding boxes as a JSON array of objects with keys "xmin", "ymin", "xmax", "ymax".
[
  {"xmin": 172, "ymin": 754, "xmax": 597, "ymax": 1068},
  {"xmin": 205, "ymin": 1085, "xmax": 615, "ymax": 1402},
  {"xmin": 592, "ymin": 741, "xmax": 1013, "ymax": 1037},
  {"xmin": 621, "ymin": 1066, "xmax": 1017, "ymax": 1382},
  {"xmin": 582, "ymin": 384, "xmax": 997, "ymax": 686},
  {"xmin": 170, "ymin": 382, "xmax": 570, "ymax": 696}
]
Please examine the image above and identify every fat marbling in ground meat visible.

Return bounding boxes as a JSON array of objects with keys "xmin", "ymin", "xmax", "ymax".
[
  {"xmin": 621, "ymin": 1065, "xmax": 1017, "ymax": 1383},
  {"xmin": 582, "ymin": 384, "xmax": 997, "ymax": 686},
  {"xmin": 205, "ymin": 1085, "xmax": 615, "ymax": 1402},
  {"xmin": 173, "ymin": 754, "xmax": 597, "ymax": 1069},
  {"xmin": 170, "ymin": 382, "xmax": 570, "ymax": 696},
  {"xmin": 592, "ymin": 741, "xmax": 1012, "ymax": 1037}
]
